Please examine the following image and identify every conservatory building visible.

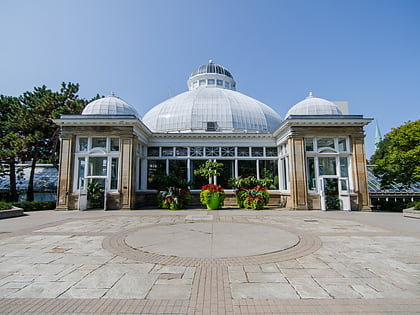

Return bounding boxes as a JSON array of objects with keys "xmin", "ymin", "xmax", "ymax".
[{"xmin": 54, "ymin": 61, "xmax": 372, "ymax": 211}]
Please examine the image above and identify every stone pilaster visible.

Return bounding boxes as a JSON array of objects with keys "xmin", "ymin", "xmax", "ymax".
[
  {"xmin": 350, "ymin": 135, "xmax": 371, "ymax": 211},
  {"xmin": 119, "ymin": 136, "xmax": 135, "ymax": 209},
  {"xmin": 288, "ymin": 137, "xmax": 308, "ymax": 210},
  {"xmin": 56, "ymin": 136, "xmax": 74, "ymax": 210}
]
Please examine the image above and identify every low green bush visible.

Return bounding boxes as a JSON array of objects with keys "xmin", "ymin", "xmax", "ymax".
[
  {"xmin": 12, "ymin": 201, "xmax": 56, "ymax": 211},
  {"xmin": 409, "ymin": 201, "xmax": 420, "ymax": 210},
  {"xmin": 0, "ymin": 201, "xmax": 12, "ymax": 210}
]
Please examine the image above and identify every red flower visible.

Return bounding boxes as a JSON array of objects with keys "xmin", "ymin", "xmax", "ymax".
[{"xmin": 202, "ymin": 184, "xmax": 224, "ymax": 192}]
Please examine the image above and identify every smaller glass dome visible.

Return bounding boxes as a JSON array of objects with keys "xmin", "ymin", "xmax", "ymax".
[
  {"xmin": 82, "ymin": 93, "xmax": 139, "ymax": 117},
  {"xmin": 187, "ymin": 60, "xmax": 237, "ymax": 91},
  {"xmin": 190, "ymin": 60, "xmax": 233, "ymax": 78},
  {"xmin": 285, "ymin": 92, "xmax": 343, "ymax": 118}
]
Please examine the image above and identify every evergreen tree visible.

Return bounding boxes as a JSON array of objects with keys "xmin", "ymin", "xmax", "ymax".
[
  {"xmin": 15, "ymin": 83, "xmax": 90, "ymax": 201},
  {"xmin": 0, "ymin": 95, "xmax": 25, "ymax": 201}
]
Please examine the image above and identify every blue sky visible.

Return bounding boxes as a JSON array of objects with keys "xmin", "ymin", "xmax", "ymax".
[{"xmin": 1, "ymin": 0, "xmax": 419, "ymax": 158}]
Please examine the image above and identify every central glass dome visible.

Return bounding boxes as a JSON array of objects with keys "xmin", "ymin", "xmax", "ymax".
[{"xmin": 142, "ymin": 61, "xmax": 282, "ymax": 133}]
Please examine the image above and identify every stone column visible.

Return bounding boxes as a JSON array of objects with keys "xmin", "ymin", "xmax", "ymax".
[
  {"xmin": 350, "ymin": 135, "xmax": 371, "ymax": 211},
  {"xmin": 119, "ymin": 136, "xmax": 135, "ymax": 209},
  {"xmin": 56, "ymin": 136, "xmax": 74, "ymax": 210},
  {"xmin": 288, "ymin": 137, "xmax": 308, "ymax": 210}
]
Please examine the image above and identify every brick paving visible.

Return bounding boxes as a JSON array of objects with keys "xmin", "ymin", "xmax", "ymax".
[{"xmin": 0, "ymin": 209, "xmax": 419, "ymax": 314}]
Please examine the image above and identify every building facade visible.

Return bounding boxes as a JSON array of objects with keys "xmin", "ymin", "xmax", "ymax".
[{"xmin": 54, "ymin": 61, "xmax": 372, "ymax": 211}]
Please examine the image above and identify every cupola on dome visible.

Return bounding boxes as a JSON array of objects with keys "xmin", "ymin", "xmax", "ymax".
[
  {"xmin": 187, "ymin": 60, "xmax": 237, "ymax": 91},
  {"xmin": 190, "ymin": 60, "xmax": 233, "ymax": 78},
  {"xmin": 285, "ymin": 93, "xmax": 343, "ymax": 118},
  {"xmin": 82, "ymin": 93, "xmax": 139, "ymax": 117},
  {"xmin": 142, "ymin": 61, "xmax": 282, "ymax": 133}
]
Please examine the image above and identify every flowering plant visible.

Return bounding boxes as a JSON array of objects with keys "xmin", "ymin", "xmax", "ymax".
[
  {"xmin": 230, "ymin": 176, "xmax": 271, "ymax": 209},
  {"xmin": 157, "ymin": 187, "xmax": 191, "ymax": 210},
  {"xmin": 199, "ymin": 184, "xmax": 226, "ymax": 208},
  {"xmin": 242, "ymin": 185, "xmax": 270, "ymax": 210}
]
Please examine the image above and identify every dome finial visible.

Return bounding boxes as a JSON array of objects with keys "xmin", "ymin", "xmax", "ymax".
[
  {"xmin": 110, "ymin": 91, "xmax": 116, "ymax": 97},
  {"xmin": 208, "ymin": 59, "xmax": 213, "ymax": 64},
  {"xmin": 308, "ymin": 91, "xmax": 313, "ymax": 98}
]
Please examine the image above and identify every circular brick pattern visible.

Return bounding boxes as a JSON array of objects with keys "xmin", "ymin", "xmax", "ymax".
[
  {"xmin": 125, "ymin": 222, "xmax": 300, "ymax": 258},
  {"xmin": 103, "ymin": 220, "xmax": 322, "ymax": 266}
]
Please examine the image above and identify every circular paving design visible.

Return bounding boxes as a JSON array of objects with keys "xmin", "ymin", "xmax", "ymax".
[
  {"xmin": 103, "ymin": 220, "xmax": 322, "ymax": 266},
  {"xmin": 125, "ymin": 222, "xmax": 299, "ymax": 258}
]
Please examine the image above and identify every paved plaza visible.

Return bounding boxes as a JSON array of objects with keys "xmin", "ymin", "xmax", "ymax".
[{"xmin": 0, "ymin": 208, "xmax": 419, "ymax": 314}]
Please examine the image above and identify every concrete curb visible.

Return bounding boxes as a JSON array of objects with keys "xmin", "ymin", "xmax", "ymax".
[
  {"xmin": 0, "ymin": 206, "xmax": 24, "ymax": 219},
  {"xmin": 403, "ymin": 207, "xmax": 420, "ymax": 219}
]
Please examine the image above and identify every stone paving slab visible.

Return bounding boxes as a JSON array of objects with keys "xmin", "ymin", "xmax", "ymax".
[{"xmin": 0, "ymin": 209, "xmax": 419, "ymax": 314}]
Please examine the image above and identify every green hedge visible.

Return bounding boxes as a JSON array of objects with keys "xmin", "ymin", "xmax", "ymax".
[
  {"xmin": 0, "ymin": 201, "xmax": 12, "ymax": 210},
  {"xmin": 0, "ymin": 201, "xmax": 56, "ymax": 211},
  {"xmin": 11, "ymin": 201, "xmax": 56, "ymax": 211},
  {"xmin": 409, "ymin": 201, "xmax": 420, "ymax": 210}
]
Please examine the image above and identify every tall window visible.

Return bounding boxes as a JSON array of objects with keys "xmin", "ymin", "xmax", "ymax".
[
  {"xmin": 190, "ymin": 160, "xmax": 207, "ymax": 189},
  {"xmin": 74, "ymin": 137, "xmax": 120, "ymax": 192},
  {"xmin": 259, "ymin": 160, "xmax": 279, "ymax": 189},
  {"xmin": 147, "ymin": 160, "xmax": 166, "ymax": 189},
  {"xmin": 238, "ymin": 160, "xmax": 257, "ymax": 177},
  {"xmin": 218, "ymin": 160, "xmax": 234, "ymax": 188},
  {"xmin": 169, "ymin": 160, "xmax": 187, "ymax": 179},
  {"xmin": 304, "ymin": 137, "xmax": 351, "ymax": 193},
  {"xmin": 144, "ymin": 146, "xmax": 281, "ymax": 190},
  {"xmin": 307, "ymin": 157, "xmax": 316, "ymax": 190}
]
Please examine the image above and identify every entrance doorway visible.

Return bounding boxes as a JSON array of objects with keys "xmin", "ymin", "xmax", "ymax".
[
  {"xmin": 320, "ymin": 177, "xmax": 350, "ymax": 211},
  {"xmin": 78, "ymin": 177, "xmax": 107, "ymax": 210}
]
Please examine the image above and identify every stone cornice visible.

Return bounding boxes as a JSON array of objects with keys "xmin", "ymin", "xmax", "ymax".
[
  {"xmin": 54, "ymin": 115, "xmax": 153, "ymax": 138},
  {"xmin": 273, "ymin": 115, "xmax": 373, "ymax": 138}
]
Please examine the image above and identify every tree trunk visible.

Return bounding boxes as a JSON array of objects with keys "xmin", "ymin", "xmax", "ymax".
[
  {"xmin": 8, "ymin": 159, "xmax": 18, "ymax": 202},
  {"xmin": 26, "ymin": 152, "xmax": 38, "ymax": 202}
]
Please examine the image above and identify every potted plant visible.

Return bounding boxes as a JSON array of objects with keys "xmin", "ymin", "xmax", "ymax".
[
  {"xmin": 230, "ymin": 176, "xmax": 271, "ymax": 209},
  {"xmin": 242, "ymin": 185, "xmax": 270, "ymax": 210},
  {"xmin": 199, "ymin": 183, "xmax": 226, "ymax": 210},
  {"xmin": 230, "ymin": 176, "xmax": 258, "ymax": 208},
  {"xmin": 194, "ymin": 160, "xmax": 225, "ymax": 209},
  {"xmin": 155, "ymin": 175, "xmax": 191, "ymax": 210},
  {"xmin": 157, "ymin": 187, "xmax": 190, "ymax": 210}
]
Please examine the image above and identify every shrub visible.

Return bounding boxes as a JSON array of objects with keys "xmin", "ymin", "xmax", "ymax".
[
  {"xmin": 0, "ymin": 201, "xmax": 12, "ymax": 210},
  {"xmin": 409, "ymin": 201, "xmax": 420, "ymax": 210},
  {"xmin": 12, "ymin": 201, "xmax": 56, "ymax": 211},
  {"xmin": 153, "ymin": 175, "xmax": 191, "ymax": 190},
  {"xmin": 370, "ymin": 198, "xmax": 418, "ymax": 211}
]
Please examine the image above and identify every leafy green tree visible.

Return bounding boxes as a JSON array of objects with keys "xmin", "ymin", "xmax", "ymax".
[
  {"xmin": 371, "ymin": 120, "xmax": 420, "ymax": 188},
  {"xmin": 193, "ymin": 160, "xmax": 224, "ymax": 184}
]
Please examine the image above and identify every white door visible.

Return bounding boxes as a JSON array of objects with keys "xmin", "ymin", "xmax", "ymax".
[
  {"xmin": 339, "ymin": 178, "xmax": 351, "ymax": 211},
  {"xmin": 319, "ymin": 178, "xmax": 326, "ymax": 211},
  {"xmin": 78, "ymin": 178, "xmax": 87, "ymax": 211}
]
